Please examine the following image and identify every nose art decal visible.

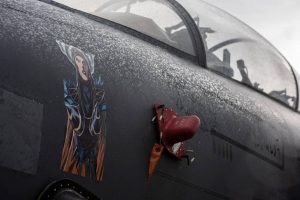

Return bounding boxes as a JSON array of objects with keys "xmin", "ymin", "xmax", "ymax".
[{"xmin": 57, "ymin": 40, "xmax": 107, "ymax": 182}]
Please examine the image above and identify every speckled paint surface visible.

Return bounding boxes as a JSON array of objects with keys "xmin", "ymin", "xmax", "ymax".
[{"xmin": 0, "ymin": 0, "xmax": 300, "ymax": 199}]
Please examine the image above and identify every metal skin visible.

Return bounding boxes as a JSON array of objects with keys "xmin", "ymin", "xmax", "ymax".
[{"xmin": 0, "ymin": 0, "xmax": 300, "ymax": 199}]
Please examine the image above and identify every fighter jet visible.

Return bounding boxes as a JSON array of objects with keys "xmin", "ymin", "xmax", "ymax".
[{"xmin": 0, "ymin": 0, "xmax": 300, "ymax": 199}]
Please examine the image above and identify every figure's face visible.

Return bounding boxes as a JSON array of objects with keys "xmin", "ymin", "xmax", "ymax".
[{"xmin": 75, "ymin": 55, "xmax": 89, "ymax": 81}]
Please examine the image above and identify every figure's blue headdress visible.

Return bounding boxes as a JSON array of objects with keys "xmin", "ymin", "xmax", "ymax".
[{"xmin": 56, "ymin": 40, "xmax": 95, "ymax": 75}]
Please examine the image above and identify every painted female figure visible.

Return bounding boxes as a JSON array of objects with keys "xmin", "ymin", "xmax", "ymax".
[{"xmin": 57, "ymin": 40, "xmax": 107, "ymax": 181}]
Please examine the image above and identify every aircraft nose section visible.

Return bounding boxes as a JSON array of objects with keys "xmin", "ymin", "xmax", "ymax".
[{"xmin": 163, "ymin": 115, "xmax": 200, "ymax": 146}]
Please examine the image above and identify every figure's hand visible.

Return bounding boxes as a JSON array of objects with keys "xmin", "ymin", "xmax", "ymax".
[{"xmin": 90, "ymin": 103, "xmax": 107, "ymax": 135}]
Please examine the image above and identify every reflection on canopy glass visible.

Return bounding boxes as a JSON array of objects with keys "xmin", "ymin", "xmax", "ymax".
[
  {"xmin": 178, "ymin": 0, "xmax": 297, "ymax": 108},
  {"xmin": 54, "ymin": 0, "xmax": 196, "ymax": 55}
]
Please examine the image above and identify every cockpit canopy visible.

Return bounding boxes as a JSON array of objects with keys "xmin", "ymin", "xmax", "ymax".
[
  {"xmin": 53, "ymin": 0, "xmax": 298, "ymax": 109},
  {"xmin": 53, "ymin": 0, "xmax": 196, "ymax": 55},
  {"xmin": 178, "ymin": 0, "xmax": 297, "ymax": 108}
]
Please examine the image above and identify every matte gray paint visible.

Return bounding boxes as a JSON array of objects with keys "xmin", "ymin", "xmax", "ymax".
[
  {"xmin": 0, "ymin": 0, "xmax": 299, "ymax": 199},
  {"xmin": 0, "ymin": 89, "xmax": 43, "ymax": 174}
]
